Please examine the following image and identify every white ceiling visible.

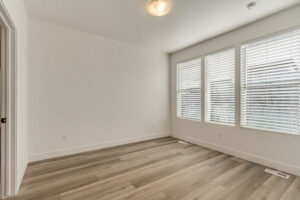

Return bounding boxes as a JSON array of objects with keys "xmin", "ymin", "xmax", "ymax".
[{"xmin": 24, "ymin": 0, "xmax": 300, "ymax": 53}]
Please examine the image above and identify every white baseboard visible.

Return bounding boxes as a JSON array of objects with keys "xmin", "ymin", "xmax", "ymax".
[
  {"xmin": 29, "ymin": 132, "xmax": 170, "ymax": 162},
  {"xmin": 16, "ymin": 159, "xmax": 28, "ymax": 193},
  {"xmin": 172, "ymin": 133, "xmax": 300, "ymax": 177},
  {"xmin": 4, "ymin": 161, "xmax": 28, "ymax": 199}
]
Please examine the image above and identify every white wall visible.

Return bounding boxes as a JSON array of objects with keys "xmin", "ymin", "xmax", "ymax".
[
  {"xmin": 170, "ymin": 5, "xmax": 300, "ymax": 176},
  {"xmin": 28, "ymin": 18, "xmax": 170, "ymax": 161},
  {"xmin": 2, "ymin": 0, "xmax": 29, "ymax": 192}
]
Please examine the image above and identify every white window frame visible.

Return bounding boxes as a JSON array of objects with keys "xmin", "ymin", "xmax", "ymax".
[
  {"xmin": 176, "ymin": 57, "xmax": 202, "ymax": 121},
  {"xmin": 240, "ymin": 26, "xmax": 300, "ymax": 135},
  {"xmin": 205, "ymin": 47, "xmax": 236, "ymax": 126}
]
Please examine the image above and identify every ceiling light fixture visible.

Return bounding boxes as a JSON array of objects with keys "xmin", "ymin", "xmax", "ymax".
[
  {"xmin": 247, "ymin": 2, "xmax": 256, "ymax": 10},
  {"xmin": 146, "ymin": 0, "xmax": 172, "ymax": 17}
]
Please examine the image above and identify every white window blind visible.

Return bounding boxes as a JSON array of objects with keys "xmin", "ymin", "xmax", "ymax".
[
  {"xmin": 205, "ymin": 48, "xmax": 235, "ymax": 125},
  {"xmin": 241, "ymin": 28, "xmax": 300, "ymax": 135},
  {"xmin": 177, "ymin": 58, "xmax": 201, "ymax": 120}
]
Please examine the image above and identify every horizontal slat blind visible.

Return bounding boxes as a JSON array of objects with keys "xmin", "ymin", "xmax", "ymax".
[
  {"xmin": 177, "ymin": 58, "xmax": 201, "ymax": 120},
  {"xmin": 205, "ymin": 48, "xmax": 235, "ymax": 125},
  {"xmin": 241, "ymin": 28, "xmax": 300, "ymax": 135}
]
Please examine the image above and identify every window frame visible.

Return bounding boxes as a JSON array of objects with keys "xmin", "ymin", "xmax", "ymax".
[
  {"xmin": 204, "ymin": 46, "xmax": 236, "ymax": 127},
  {"xmin": 240, "ymin": 26, "xmax": 300, "ymax": 135},
  {"xmin": 176, "ymin": 56, "xmax": 202, "ymax": 122}
]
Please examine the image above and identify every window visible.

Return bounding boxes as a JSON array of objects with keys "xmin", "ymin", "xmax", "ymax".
[
  {"xmin": 177, "ymin": 58, "xmax": 201, "ymax": 120},
  {"xmin": 241, "ymin": 28, "xmax": 300, "ymax": 135},
  {"xmin": 205, "ymin": 48, "xmax": 235, "ymax": 125}
]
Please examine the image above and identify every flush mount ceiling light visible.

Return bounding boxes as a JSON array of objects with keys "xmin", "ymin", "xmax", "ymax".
[{"xmin": 146, "ymin": 0, "xmax": 172, "ymax": 17}]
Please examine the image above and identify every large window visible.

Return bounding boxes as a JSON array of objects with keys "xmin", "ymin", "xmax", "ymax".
[
  {"xmin": 205, "ymin": 48, "xmax": 235, "ymax": 125},
  {"xmin": 241, "ymin": 28, "xmax": 300, "ymax": 135},
  {"xmin": 177, "ymin": 58, "xmax": 201, "ymax": 120}
]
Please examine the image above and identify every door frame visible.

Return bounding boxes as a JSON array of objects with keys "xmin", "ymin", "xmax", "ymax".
[{"xmin": 0, "ymin": 1, "xmax": 17, "ymax": 198}]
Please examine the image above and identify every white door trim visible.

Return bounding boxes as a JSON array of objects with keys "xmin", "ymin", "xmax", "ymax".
[{"xmin": 0, "ymin": 1, "xmax": 17, "ymax": 198}]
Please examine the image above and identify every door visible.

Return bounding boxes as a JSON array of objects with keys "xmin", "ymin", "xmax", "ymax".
[
  {"xmin": 0, "ymin": 26, "xmax": 6, "ymax": 197},
  {"xmin": 0, "ymin": 26, "xmax": 2, "ymax": 197},
  {"xmin": 0, "ymin": 26, "xmax": 2, "ymax": 196}
]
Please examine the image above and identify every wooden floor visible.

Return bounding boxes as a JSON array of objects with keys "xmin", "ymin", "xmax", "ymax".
[{"xmin": 8, "ymin": 137, "xmax": 300, "ymax": 200}]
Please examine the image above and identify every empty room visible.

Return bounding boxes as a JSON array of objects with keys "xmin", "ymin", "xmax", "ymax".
[{"xmin": 0, "ymin": 0, "xmax": 300, "ymax": 199}]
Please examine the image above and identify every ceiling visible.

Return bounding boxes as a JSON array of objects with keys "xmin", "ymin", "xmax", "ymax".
[{"xmin": 24, "ymin": 0, "xmax": 300, "ymax": 53}]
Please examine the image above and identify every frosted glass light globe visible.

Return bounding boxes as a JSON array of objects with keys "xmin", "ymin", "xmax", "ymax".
[{"xmin": 146, "ymin": 0, "xmax": 172, "ymax": 16}]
